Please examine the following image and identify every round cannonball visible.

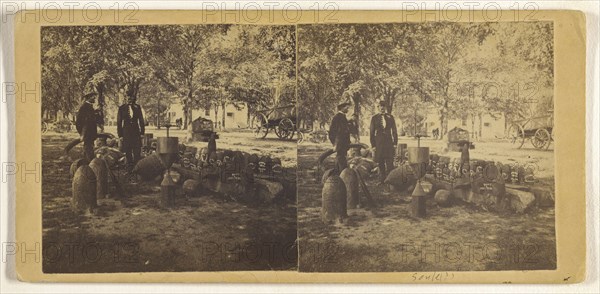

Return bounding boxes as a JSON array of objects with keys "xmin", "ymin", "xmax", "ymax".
[{"xmin": 434, "ymin": 189, "xmax": 452, "ymax": 207}]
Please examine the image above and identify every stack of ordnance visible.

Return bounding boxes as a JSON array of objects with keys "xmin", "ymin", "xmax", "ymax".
[
  {"xmin": 133, "ymin": 140, "xmax": 289, "ymax": 205},
  {"xmin": 69, "ymin": 135, "xmax": 127, "ymax": 214},
  {"xmin": 69, "ymin": 134, "xmax": 291, "ymax": 213},
  {"xmin": 94, "ymin": 145, "xmax": 126, "ymax": 168},
  {"xmin": 426, "ymin": 154, "xmax": 536, "ymax": 185},
  {"xmin": 319, "ymin": 145, "xmax": 378, "ymax": 224},
  {"xmin": 172, "ymin": 142, "xmax": 284, "ymax": 178},
  {"xmin": 418, "ymin": 153, "xmax": 551, "ymax": 213},
  {"xmin": 318, "ymin": 144, "xmax": 552, "ymax": 220},
  {"xmin": 70, "ymin": 157, "xmax": 113, "ymax": 215}
]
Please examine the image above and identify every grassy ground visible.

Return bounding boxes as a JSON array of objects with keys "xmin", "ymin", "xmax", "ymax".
[
  {"xmin": 42, "ymin": 132, "xmax": 297, "ymax": 273},
  {"xmin": 297, "ymin": 141, "xmax": 556, "ymax": 272}
]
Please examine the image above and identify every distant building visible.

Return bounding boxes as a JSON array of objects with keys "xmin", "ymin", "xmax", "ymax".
[
  {"xmin": 419, "ymin": 108, "xmax": 506, "ymax": 140},
  {"xmin": 320, "ymin": 104, "xmax": 506, "ymax": 141},
  {"xmin": 102, "ymin": 103, "xmax": 146, "ymax": 127},
  {"xmin": 166, "ymin": 101, "xmax": 249, "ymax": 129}
]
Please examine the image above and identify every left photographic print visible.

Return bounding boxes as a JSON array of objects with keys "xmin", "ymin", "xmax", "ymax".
[{"xmin": 40, "ymin": 24, "xmax": 298, "ymax": 273}]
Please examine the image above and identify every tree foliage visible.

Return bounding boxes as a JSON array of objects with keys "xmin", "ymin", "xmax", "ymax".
[
  {"xmin": 298, "ymin": 22, "xmax": 554, "ymax": 139},
  {"xmin": 41, "ymin": 25, "xmax": 296, "ymax": 128}
]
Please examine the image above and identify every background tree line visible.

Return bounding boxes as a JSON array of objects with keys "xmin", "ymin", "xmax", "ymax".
[
  {"xmin": 41, "ymin": 24, "xmax": 296, "ymax": 129},
  {"xmin": 297, "ymin": 22, "xmax": 553, "ymax": 139}
]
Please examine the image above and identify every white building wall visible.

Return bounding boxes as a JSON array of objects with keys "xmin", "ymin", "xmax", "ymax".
[
  {"xmin": 167, "ymin": 102, "xmax": 249, "ymax": 129},
  {"xmin": 421, "ymin": 109, "xmax": 505, "ymax": 140}
]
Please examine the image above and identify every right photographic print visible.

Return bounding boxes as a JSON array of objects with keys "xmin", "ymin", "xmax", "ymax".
[{"xmin": 296, "ymin": 22, "xmax": 556, "ymax": 272}]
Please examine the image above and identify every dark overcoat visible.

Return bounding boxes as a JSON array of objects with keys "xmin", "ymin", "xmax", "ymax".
[
  {"xmin": 76, "ymin": 102, "xmax": 97, "ymax": 142},
  {"xmin": 328, "ymin": 112, "xmax": 351, "ymax": 153},
  {"xmin": 369, "ymin": 113, "xmax": 398, "ymax": 162},
  {"xmin": 117, "ymin": 103, "xmax": 145, "ymax": 146}
]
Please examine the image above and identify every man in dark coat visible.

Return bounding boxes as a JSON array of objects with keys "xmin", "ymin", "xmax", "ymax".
[
  {"xmin": 117, "ymin": 95, "xmax": 145, "ymax": 166},
  {"xmin": 95, "ymin": 105, "xmax": 105, "ymax": 133},
  {"xmin": 370, "ymin": 100, "xmax": 398, "ymax": 183},
  {"xmin": 328, "ymin": 101, "xmax": 352, "ymax": 173},
  {"xmin": 348, "ymin": 113, "xmax": 361, "ymax": 157},
  {"xmin": 75, "ymin": 92, "xmax": 98, "ymax": 161}
]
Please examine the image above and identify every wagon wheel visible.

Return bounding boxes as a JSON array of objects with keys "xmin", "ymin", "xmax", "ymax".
[
  {"xmin": 274, "ymin": 122, "xmax": 287, "ymax": 139},
  {"xmin": 549, "ymin": 127, "xmax": 554, "ymax": 150},
  {"xmin": 532, "ymin": 128, "xmax": 551, "ymax": 150},
  {"xmin": 253, "ymin": 113, "xmax": 269, "ymax": 139},
  {"xmin": 278, "ymin": 118, "xmax": 295, "ymax": 140},
  {"xmin": 311, "ymin": 130, "xmax": 329, "ymax": 144},
  {"xmin": 507, "ymin": 123, "xmax": 525, "ymax": 149},
  {"xmin": 297, "ymin": 131, "xmax": 304, "ymax": 144},
  {"xmin": 286, "ymin": 122, "xmax": 297, "ymax": 140},
  {"xmin": 321, "ymin": 130, "xmax": 330, "ymax": 143},
  {"xmin": 41, "ymin": 122, "xmax": 48, "ymax": 134}
]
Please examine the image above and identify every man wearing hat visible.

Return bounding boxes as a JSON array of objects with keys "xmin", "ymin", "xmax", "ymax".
[
  {"xmin": 117, "ymin": 94, "xmax": 145, "ymax": 167},
  {"xmin": 370, "ymin": 100, "xmax": 398, "ymax": 184},
  {"xmin": 75, "ymin": 91, "xmax": 99, "ymax": 161},
  {"xmin": 329, "ymin": 100, "xmax": 352, "ymax": 172}
]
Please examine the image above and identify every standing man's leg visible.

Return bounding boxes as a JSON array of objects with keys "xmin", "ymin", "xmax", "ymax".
[
  {"xmin": 65, "ymin": 138, "xmax": 82, "ymax": 155},
  {"xmin": 83, "ymin": 140, "xmax": 95, "ymax": 162},
  {"xmin": 132, "ymin": 137, "xmax": 142, "ymax": 164},
  {"xmin": 123, "ymin": 138, "xmax": 134, "ymax": 166},
  {"xmin": 378, "ymin": 160, "xmax": 386, "ymax": 183},
  {"xmin": 336, "ymin": 150, "xmax": 348, "ymax": 173},
  {"xmin": 384, "ymin": 156, "xmax": 394, "ymax": 180}
]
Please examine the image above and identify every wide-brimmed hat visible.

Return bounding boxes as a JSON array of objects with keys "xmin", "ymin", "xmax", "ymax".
[
  {"xmin": 378, "ymin": 99, "xmax": 386, "ymax": 107},
  {"xmin": 337, "ymin": 100, "xmax": 352, "ymax": 109},
  {"xmin": 83, "ymin": 91, "xmax": 97, "ymax": 100}
]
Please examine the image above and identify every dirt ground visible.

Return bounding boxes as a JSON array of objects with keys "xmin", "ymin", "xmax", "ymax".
[
  {"xmin": 297, "ymin": 137, "xmax": 556, "ymax": 272},
  {"xmin": 42, "ymin": 130, "xmax": 297, "ymax": 273}
]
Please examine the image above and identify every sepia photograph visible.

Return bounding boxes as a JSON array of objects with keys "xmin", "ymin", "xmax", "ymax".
[
  {"xmin": 40, "ymin": 24, "xmax": 298, "ymax": 273},
  {"xmin": 296, "ymin": 22, "xmax": 556, "ymax": 272},
  {"xmin": 8, "ymin": 7, "xmax": 590, "ymax": 285}
]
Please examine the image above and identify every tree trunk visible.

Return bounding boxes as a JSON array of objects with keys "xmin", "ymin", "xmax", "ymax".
[
  {"xmin": 184, "ymin": 90, "xmax": 193, "ymax": 130},
  {"xmin": 478, "ymin": 113, "xmax": 483, "ymax": 139},
  {"xmin": 440, "ymin": 98, "xmax": 449, "ymax": 139},
  {"xmin": 386, "ymin": 97, "xmax": 394, "ymax": 114},
  {"xmin": 183, "ymin": 99, "xmax": 188, "ymax": 130},
  {"xmin": 471, "ymin": 114, "xmax": 476, "ymax": 139},
  {"xmin": 221, "ymin": 102, "xmax": 226, "ymax": 129},
  {"xmin": 214, "ymin": 106, "xmax": 219, "ymax": 129},
  {"xmin": 247, "ymin": 108, "xmax": 251, "ymax": 128},
  {"xmin": 156, "ymin": 98, "xmax": 161, "ymax": 128},
  {"xmin": 503, "ymin": 111, "xmax": 509, "ymax": 136},
  {"xmin": 352, "ymin": 93, "xmax": 361, "ymax": 137},
  {"xmin": 438, "ymin": 113, "xmax": 445, "ymax": 140}
]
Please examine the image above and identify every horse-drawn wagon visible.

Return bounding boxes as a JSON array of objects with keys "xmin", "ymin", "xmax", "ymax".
[
  {"xmin": 253, "ymin": 105, "xmax": 297, "ymax": 140},
  {"xmin": 507, "ymin": 112, "xmax": 554, "ymax": 150}
]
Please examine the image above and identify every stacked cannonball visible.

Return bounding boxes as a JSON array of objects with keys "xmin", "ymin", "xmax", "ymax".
[
  {"xmin": 427, "ymin": 153, "xmax": 536, "ymax": 185},
  {"xmin": 175, "ymin": 143, "xmax": 283, "ymax": 178},
  {"xmin": 94, "ymin": 146, "xmax": 125, "ymax": 168}
]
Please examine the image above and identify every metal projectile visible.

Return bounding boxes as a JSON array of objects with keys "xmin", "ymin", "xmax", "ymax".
[
  {"xmin": 161, "ymin": 171, "xmax": 176, "ymax": 207},
  {"xmin": 411, "ymin": 181, "xmax": 427, "ymax": 218}
]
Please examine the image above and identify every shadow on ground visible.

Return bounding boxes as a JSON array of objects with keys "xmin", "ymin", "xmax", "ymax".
[
  {"xmin": 42, "ymin": 134, "xmax": 297, "ymax": 273},
  {"xmin": 297, "ymin": 144, "xmax": 556, "ymax": 272}
]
